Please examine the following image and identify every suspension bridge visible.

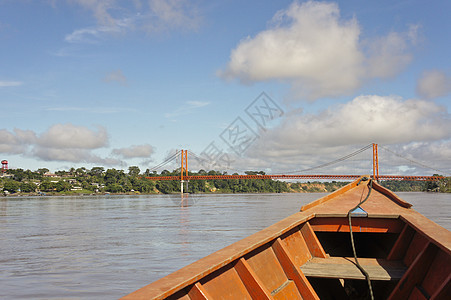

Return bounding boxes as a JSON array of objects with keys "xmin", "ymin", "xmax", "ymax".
[{"xmin": 144, "ymin": 144, "xmax": 447, "ymax": 193}]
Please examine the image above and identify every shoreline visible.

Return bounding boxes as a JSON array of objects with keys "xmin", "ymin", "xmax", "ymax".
[{"xmin": 1, "ymin": 190, "xmax": 446, "ymax": 198}]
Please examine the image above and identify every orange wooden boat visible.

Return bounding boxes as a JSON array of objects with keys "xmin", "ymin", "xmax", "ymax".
[{"xmin": 122, "ymin": 177, "xmax": 450, "ymax": 299}]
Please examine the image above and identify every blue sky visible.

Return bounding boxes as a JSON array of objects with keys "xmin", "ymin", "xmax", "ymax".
[{"xmin": 1, "ymin": 0, "xmax": 450, "ymax": 176}]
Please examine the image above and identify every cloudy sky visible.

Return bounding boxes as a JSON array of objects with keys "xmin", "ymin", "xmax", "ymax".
[{"xmin": 1, "ymin": 0, "xmax": 450, "ymax": 176}]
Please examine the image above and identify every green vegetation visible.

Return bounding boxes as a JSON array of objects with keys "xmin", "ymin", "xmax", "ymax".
[
  {"xmin": 380, "ymin": 174, "xmax": 450, "ymax": 193},
  {"xmin": 1, "ymin": 167, "xmax": 449, "ymax": 195}
]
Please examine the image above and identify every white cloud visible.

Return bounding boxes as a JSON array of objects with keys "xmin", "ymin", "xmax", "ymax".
[
  {"xmin": 259, "ymin": 95, "xmax": 450, "ymax": 147},
  {"xmin": 31, "ymin": 146, "xmax": 125, "ymax": 165},
  {"xmin": 144, "ymin": 0, "xmax": 201, "ymax": 33},
  {"xmin": 65, "ymin": 0, "xmax": 118, "ymax": 25},
  {"xmin": 416, "ymin": 70, "xmax": 451, "ymax": 99},
  {"xmin": 103, "ymin": 69, "xmax": 128, "ymax": 85},
  {"xmin": 0, "ymin": 129, "xmax": 36, "ymax": 154},
  {"xmin": 165, "ymin": 100, "xmax": 210, "ymax": 119},
  {"xmin": 112, "ymin": 144, "xmax": 154, "ymax": 158},
  {"xmin": 45, "ymin": 106, "xmax": 136, "ymax": 114},
  {"xmin": 64, "ymin": 25, "xmax": 125, "ymax": 43},
  {"xmin": 63, "ymin": 0, "xmax": 201, "ymax": 43},
  {"xmin": 220, "ymin": 1, "xmax": 417, "ymax": 100},
  {"xmin": 225, "ymin": 95, "xmax": 451, "ymax": 174},
  {"xmin": 37, "ymin": 123, "xmax": 108, "ymax": 149},
  {"xmin": 0, "ymin": 81, "xmax": 23, "ymax": 87},
  {"xmin": 0, "ymin": 124, "xmax": 160, "ymax": 166},
  {"xmin": 186, "ymin": 100, "xmax": 209, "ymax": 108},
  {"xmin": 366, "ymin": 29, "xmax": 415, "ymax": 78},
  {"xmin": 0, "ymin": 130, "xmax": 26, "ymax": 154}
]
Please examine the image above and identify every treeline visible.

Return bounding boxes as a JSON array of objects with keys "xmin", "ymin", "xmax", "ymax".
[
  {"xmin": 1, "ymin": 167, "xmax": 449, "ymax": 195},
  {"xmin": 380, "ymin": 175, "xmax": 450, "ymax": 193},
  {"xmin": 1, "ymin": 167, "xmax": 156, "ymax": 194},
  {"xmin": 156, "ymin": 170, "xmax": 290, "ymax": 194}
]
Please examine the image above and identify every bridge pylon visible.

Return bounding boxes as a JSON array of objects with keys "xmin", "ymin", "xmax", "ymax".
[
  {"xmin": 180, "ymin": 150, "xmax": 188, "ymax": 193},
  {"xmin": 373, "ymin": 143, "xmax": 379, "ymax": 182}
]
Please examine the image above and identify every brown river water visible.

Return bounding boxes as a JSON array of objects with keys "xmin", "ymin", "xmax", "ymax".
[{"xmin": 0, "ymin": 192, "xmax": 449, "ymax": 299}]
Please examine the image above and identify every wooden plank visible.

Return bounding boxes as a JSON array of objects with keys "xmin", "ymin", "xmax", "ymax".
[
  {"xmin": 187, "ymin": 283, "xmax": 212, "ymax": 300},
  {"xmin": 387, "ymin": 223, "xmax": 415, "ymax": 260},
  {"xmin": 300, "ymin": 257, "xmax": 407, "ymax": 281},
  {"xmin": 388, "ymin": 243, "xmax": 437, "ymax": 300},
  {"xmin": 309, "ymin": 217, "xmax": 403, "ymax": 233},
  {"xmin": 300, "ymin": 222, "xmax": 327, "ymax": 258},
  {"xmin": 235, "ymin": 258, "xmax": 273, "ymax": 300},
  {"xmin": 272, "ymin": 238, "xmax": 320, "ymax": 300},
  {"xmin": 246, "ymin": 245, "xmax": 290, "ymax": 293},
  {"xmin": 272, "ymin": 280, "xmax": 301, "ymax": 300},
  {"xmin": 281, "ymin": 228, "xmax": 312, "ymax": 266},
  {"xmin": 201, "ymin": 266, "xmax": 252, "ymax": 299}
]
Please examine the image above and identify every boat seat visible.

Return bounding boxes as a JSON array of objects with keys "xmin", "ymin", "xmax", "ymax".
[{"xmin": 300, "ymin": 257, "xmax": 407, "ymax": 281}]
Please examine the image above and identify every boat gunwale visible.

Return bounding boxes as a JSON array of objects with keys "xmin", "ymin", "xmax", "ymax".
[
  {"xmin": 399, "ymin": 214, "xmax": 451, "ymax": 256},
  {"xmin": 300, "ymin": 176, "xmax": 412, "ymax": 212},
  {"xmin": 122, "ymin": 212, "xmax": 317, "ymax": 299}
]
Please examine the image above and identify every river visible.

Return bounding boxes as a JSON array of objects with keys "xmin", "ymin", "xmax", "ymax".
[{"xmin": 0, "ymin": 192, "xmax": 449, "ymax": 299}]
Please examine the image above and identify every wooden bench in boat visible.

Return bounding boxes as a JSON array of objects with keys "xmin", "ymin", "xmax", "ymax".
[{"xmin": 300, "ymin": 257, "xmax": 407, "ymax": 281}]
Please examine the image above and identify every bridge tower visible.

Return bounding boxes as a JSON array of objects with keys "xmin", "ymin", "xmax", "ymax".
[
  {"xmin": 1, "ymin": 160, "xmax": 8, "ymax": 175},
  {"xmin": 372, "ymin": 143, "xmax": 379, "ymax": 182},
  {"xmin": 180, "ymin": 150, "xmax": 188, "ymax": 193}
]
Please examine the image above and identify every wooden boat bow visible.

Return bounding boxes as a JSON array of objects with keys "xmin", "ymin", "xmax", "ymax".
[{"xmin": 122, "ymin": 176, "xmax": 451, "ymax": 300}]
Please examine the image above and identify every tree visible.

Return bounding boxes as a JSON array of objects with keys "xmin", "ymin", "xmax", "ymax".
[
  {"xmin": 105, "ymin": 168, "xmax": 124, "ymax": 184},
  {"xmin": 143, "ymin": 169, "xmax": 153, "ymax": 177},
  {"xmin": 89, "ymin": 167, "xmax": 105, "ymax": 177},
  {"xmin": 105, "ymin": 183, "xmax": 123, "ymax": 193},
  {"xmin": 131, "ymin": 177, "xmax": 156, "ymax": 193},
  {"xmin": 55, "ymin": 180, "xmax": 71, "ymax": 192},
  {"xmin": 20, "ymin": 182, "xmax": 37, "ymax": 193},
  {"xmin": 39, "ymin": 180, "xmax": 55, "ymax": 192},
  {"xmin": 128, "ymin": 166, "xmax": 140, "ymax": 177},
  {"xmin": 37, "ymin": 168, "xmax": 49, "ymax": 175},
  {"xmin": 11, "ymin": 168, "xmax": 26, "ymax": 181},
  {"xmin": 3, "ymin": 180, "xmax": 19, "ymax": 193},
  {"xmin": 75, "ymin": 167, "xmax": 86, "ymax": 176}
]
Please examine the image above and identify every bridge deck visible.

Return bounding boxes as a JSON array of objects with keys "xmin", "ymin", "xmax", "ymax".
[{"xmin": 144, "ymin": 175, "xmax": 445, "ymax": 181}]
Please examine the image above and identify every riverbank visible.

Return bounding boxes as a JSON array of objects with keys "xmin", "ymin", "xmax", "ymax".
[{"xmin": 2, "ymin": 168, "xmax": 449, "ymax": 195}]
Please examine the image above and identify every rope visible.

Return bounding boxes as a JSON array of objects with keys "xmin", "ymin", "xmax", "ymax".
[{"xmin": 348, "ymin": 177, "xmax": 374, "ymax": 300}]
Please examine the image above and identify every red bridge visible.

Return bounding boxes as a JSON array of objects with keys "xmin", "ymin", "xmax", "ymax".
[{"xmin": 145, "ymin": 144, "xmax": 447, "ymax": 182}]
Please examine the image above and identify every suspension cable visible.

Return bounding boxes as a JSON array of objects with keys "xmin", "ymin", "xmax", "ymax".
[
  {"xmin": 148, "ymin": 150, "xmax": 180, "ymax": 172},
  {"xmin": 280, "ymin": 144, "xmax": 373, "ymax": 174},
  {"xmin": 379, "ymin": 145, "xmax": 449, "ymax": 176},
  {"xmin": 187, "ymin": 150, "xmax": 233, "ymax": 171}
]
